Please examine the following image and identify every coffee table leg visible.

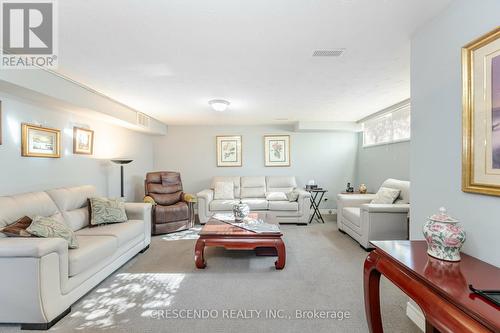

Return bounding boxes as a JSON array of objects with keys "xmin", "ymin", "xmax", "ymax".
[
  {"xmin": 195, "ymin": 239, "xmax": 206, "ymax": 269},
  {"xmin": 274, "ymin": 240, "xmax": 286, "ymax": 270}
]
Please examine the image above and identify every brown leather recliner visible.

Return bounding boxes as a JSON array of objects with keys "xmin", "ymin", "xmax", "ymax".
[{"xmin": 144, "ymin": 171, "xmax": 194, "ymax": 235}]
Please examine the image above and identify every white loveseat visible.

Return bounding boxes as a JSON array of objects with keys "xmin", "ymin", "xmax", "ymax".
[
  {"xmin": 336, "ymin": 179, "xmax": 410, "ymax": 249},
  {"xmin": 0, "ymin": 185, "xmax": 152, "ymax": 329},
  {"xmin": 197, "ymin": 176, "xmax": 311, "ymax": 224}
]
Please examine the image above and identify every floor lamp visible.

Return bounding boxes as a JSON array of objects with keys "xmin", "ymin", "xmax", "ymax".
[{"xmin": 111, "ymin": 159, "xmax": 133, "ymax": 198}]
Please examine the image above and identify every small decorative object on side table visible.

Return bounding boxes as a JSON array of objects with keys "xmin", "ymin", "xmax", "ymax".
[
  {"xmin": 346, "ymin": 182, "xmax": 354, "ymax": 193},
  {"xmin": 423, "ymin": 207, "xmax": 466, "ymax": 261},
  {"xmin": 306, "ymin": 188, "xmax": 327, "ymax": 224},
  {"xmin": 359, "ymin": 184, "xmax": 367, "ymax": 194}
]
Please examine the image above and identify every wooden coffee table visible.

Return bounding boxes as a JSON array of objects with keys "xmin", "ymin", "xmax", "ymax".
[{"xmin": 194, "ymin": 215, "xmax": 286, "ymax": 270}]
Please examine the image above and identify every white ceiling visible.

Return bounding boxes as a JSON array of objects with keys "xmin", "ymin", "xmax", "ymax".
[{"xmin": 57, "ymin": 0, "xmax": 451, "ymax": 125}]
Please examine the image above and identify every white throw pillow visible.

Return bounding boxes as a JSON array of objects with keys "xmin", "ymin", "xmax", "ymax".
[
  {"xmin": 266, "ymin": 192, "xmax": 287, "ymax": 201},
  {"xmin": 371, "ymin": 187, "xmax": 401, "ymax": 204},
  {"xmin": 214, "ymin": 182, "xmax": 234, "ymax": 200}
]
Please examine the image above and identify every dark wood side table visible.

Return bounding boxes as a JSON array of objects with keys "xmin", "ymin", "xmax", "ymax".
[
  {"xmin": 364, "ymin": 240, "xmax": 500, "ymax": 333},
  {"xmin": 306, "ymin": 189, "xmax": 327, "ymax": 224}
]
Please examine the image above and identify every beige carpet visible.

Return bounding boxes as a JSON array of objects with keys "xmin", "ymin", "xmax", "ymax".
[{"xmin": 0, "ymin": 217, "xmax": 420, "ymax": 333}]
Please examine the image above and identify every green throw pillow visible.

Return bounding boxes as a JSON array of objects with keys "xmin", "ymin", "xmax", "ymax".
[
  {"xmin": 89, "ymin": 197, "xmax": 128, "ymax": 226},
  {"xmin": 27, "ymin": 216, "xmax": 79, "ymax": 249}
]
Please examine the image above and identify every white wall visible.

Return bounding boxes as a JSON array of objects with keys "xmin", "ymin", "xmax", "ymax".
[
  {"xmin": 411, "ymin": 0, "xmax": 500, "ymax": 266},
  {"xmin": 356, "ymin": 133, "xmax": 410, "ymax": 193},
  {"xmin": 0, "ymin": 94, "xmax": 154, "ymax": 201},
  {"xmin": 153, "ymin": 125, "xmax": 358, "ymax": 208}
]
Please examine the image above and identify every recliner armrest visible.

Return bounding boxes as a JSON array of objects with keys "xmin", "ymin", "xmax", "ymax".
[
  {"xmin": 361, "ymin": 203, "xmax": 410, "ymax": 213},
  {"xmin": 197, "ymin": 189, "xmax": 214, "ymax": 202},
  {"xmin": 0, "ymin": 238, "xmax": 68, "ymax": 258}
]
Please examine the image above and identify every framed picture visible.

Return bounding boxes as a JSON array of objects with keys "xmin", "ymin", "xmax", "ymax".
[
  {"xmin": 264, "ymin": 135, "xmax": 290, "ymax": 167},
  {"xmin": 21, "ymin": 124, "xmax": 61, "ymax": 158},
  {"xmin": 462, "ymin": 27, "xmax": 500, "ymax": 196},
  {"xmin": 216, "ymin": 135, "xmax": 242, "ymax": 167},
  {"xmin": 73, "ymin": 127, "xmax": 94, "ymax": 155}
]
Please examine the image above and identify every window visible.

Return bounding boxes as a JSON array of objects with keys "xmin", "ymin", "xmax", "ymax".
[{"xmin": 362, "ymin": 102, "xmax": 411, "ymax": 147}]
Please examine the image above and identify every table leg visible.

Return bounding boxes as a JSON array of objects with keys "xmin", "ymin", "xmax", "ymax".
[
  {"xmin": 364, "ymin": 251, "xmax": 383, "ymax": 333},
  {"xmin": 195, "ymin": 239, "xmax": 206, "ymax": 269},
  {"xmin": 316, "ymin": 191, "xmax": 326, "ymax": 223},
  {"xmin": 274, "ymin": 240, "xmax": 286, "ymax": 270}
]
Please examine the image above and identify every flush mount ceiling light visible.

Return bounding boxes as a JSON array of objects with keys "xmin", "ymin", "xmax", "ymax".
[{"xmin": 209, "ymin": 99, "xmax": 230, "ymax": 112}]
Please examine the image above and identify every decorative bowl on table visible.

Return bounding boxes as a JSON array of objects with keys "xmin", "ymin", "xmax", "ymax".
[
  {"xmin": 422, "ymin": 207, "xmax": 466, "ymax": 262},
  {"xmin": 232, "ymin": 201, "xmax": 250, "ymax": 221}
]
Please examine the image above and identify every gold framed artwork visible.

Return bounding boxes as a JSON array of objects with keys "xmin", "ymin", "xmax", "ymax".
[
  {"xmin": 21, "ymin": 124, "xmax": 61, "ymax": 158},
  {"xmin": 462, "ymin": 27, "xmax": 500, "ymax": 196},
  {"xmin": 216, "ymin": 135, "xmax": 242, "ymax": 167},
  {"xmin": 264, "ymin": 135, "xmax": 290, "ymax": 167},
  {"xmin": 73, "ymin": 127, "xmax": 94, "ymax": 155}
]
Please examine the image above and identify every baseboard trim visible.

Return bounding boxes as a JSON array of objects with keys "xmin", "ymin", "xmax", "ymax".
[
  {"xmin": 319, "ymin": 208, "xmax": 336, "ymax": 215},
  {"xmin": 406, "ymin": 301, "xmax": 425, "ymax": 332}
]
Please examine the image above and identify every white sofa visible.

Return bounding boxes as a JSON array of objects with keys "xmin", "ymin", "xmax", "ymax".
[
  {"xmin": 0, "ymin": 185, "xmax": 152, "ymax": 329},
  {"xmin": 336, "ymin": 179, "xmax": 410, "ymax": 249},
  {"xmin": 197, "ymin": 176, "xmax": 311, "ymax": 224}
]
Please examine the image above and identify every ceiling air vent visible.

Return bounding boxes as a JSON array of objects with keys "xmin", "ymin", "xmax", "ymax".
[
  {"xmin": 136, "ymin": 112, "xmax": 150, "ymax": 128},
  {"xmin": 312, "ymin": 49, "xmax": 345, "ymax": 57}
]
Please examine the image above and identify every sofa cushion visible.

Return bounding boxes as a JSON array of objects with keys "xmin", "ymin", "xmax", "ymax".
[
  {"xmin": 0, "ymin": 191, "xmax": 62, "ymax": 228},
  {"xmin": 211, "ymin": 176, "xmax": 241, "ymax": 198},
  {"xmin": 342, "ymin": 207, "xmax": 361, "ymax": 227},
  {"xmin": 240, "ymin": 176, "xmax": 266, "ymax": 198},
  {"xmin": 69, "ymin": 235, "xmax": 117, "ymax": 277},
  {"xmin": 210, "ymin": 199, "xmax": 239, "ymax": 211},
  {"xmin": 268, "ymin": 201, "xmax": 298, "ymax": 211},
  {"xmin": 27, "ymin": 216, "xmax": 79, "ymax": 249},
  {"xmin": 0, "ymin": 216, "xmax": 33, "ymax": 237},
  {"xmin": 89, "ymin": 197, "xmax": 128, "ymax": 226},
  {"xmin": 47, "ymin": 185, "xmax": 97, "ymax": 231},
  {"xmin": 214, "ymin": 182, "xmax": 235, "ymax": 200},
  {"xmin": 241, "ymin": 198, "xmax": 268, "ymax": 210},
  {"xmin": 371, "ymin": 187, "xmax": 401, "ymax": 204},
  {"xmin": 380, "ymin": 179, "xmax": 410, "ymax": 204},
  {"xmin": 75, "ymin": 220, "xmax": 145, "ymax": 247},
  {"xmin": 265, "ymin": 192, "xmax": 287, "ymax": 201},
  {"xmin": 155, "ymin": 202, "xmax": 189, "ymax": 223},
  {"xmin": 266, "ymin": 176, "xmax": 297, "ymax": 193}
]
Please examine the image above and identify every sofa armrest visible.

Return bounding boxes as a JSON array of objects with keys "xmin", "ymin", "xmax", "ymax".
[
  {"xmin": 0, "ymin": 237, "xmax": 67, "ymax": 258},
  {"xmin": 125, "ymin": 202, "xmax": 152, "ymax": 220},
  {"xmin": 197, "ymin": 189, "xmax": 214, "ymax": 202},
  {"xmin": 295, "ymin": 189, "xmax": 311, "ymax": 199},
  {"xmin": 361, "ymin": 203, "xmax": 410, "ymax": 213},
  {"xmin": 337, "ymin": 194, "xmax": 376, "ymax": 207}
]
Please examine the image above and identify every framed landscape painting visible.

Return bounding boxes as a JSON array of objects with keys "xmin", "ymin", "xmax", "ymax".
[
  {"xmin": 73, "ymin": 127, "xmax": 94, "ymax": 155},
  {"xmin": 216, "ymin": 135, "xmax": 242, "ymax": 167},
  {"xmin": 21, "ymin": 124, "xmax": 61, "ymax": 158},
  {"xmin": 462, "ymin": 27, "xmax": 500, "ymax": 196},
  {"xmin": 264, "ymin": 135, "xmax": 290, "ymax": 167}
]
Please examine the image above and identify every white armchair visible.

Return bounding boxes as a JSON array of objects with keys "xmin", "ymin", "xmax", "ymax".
[{"xmin": 336, "ymin": 179, "xmax": 410, "ymax": 249}]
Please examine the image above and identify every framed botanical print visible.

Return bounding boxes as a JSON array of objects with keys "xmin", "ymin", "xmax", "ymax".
[
  {"xmin": 21, "ymin": 124, "xmax": 61, "ymax": 158},
  {"xmin": 264, "ymin": 135, "xmax": 290, "ymax": 167},
  {"xmin": 216, "ymin": 135, "xmax": 242, "ymax": 167},
  {"xmin": 73, "ymin": 127, "xmax": 94, "ymax": 155},
  {"xmin": 462, "ymin": 27, "xmax": 500, "ymax": 196}
]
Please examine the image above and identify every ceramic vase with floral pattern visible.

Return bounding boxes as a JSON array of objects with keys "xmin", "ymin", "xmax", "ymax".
[{"xmin": 422, "ymin": 207, "xmax": 466, "ymax": 262}]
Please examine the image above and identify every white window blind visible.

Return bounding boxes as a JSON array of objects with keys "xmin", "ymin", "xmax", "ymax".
[{"xmin": 362, "ymin": 103, "xmax": 411, "ymax": 147}]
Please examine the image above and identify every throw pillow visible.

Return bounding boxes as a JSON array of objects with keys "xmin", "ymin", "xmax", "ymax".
[
  {"xmin": 286, "ymin": 190, "xmax": 300, "ymax": 202},
  {"xmin": 266, "ymin": 192, "xmax": 288, "ymax": 201},
  {"xmin": 0, "ymin": 216, "xmax": 33, "ymax": 237},
  {"xmin": 27, "ymin": 216, "xmax": 79, "ymax": 249},
  {"xmin": 371, "ymin": 187, "xmax": 401, "ymax": 204},
  {"xmin": 88, "ymin": 197, "xmax": 128, "ymax": 226},
  {"xmin": 214, "ymin": 182, "xmax": 234, "ymax": 200}
]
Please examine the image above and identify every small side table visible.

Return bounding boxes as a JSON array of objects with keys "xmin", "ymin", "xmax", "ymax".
[{"xmin": 306, "ymin": 189, "xmax": 328, "ymax": 224}]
